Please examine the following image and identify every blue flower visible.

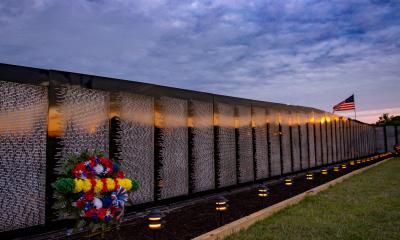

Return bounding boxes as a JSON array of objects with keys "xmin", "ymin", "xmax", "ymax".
[
  {"xmin": 102, "ymin": 197, "xmax": 113, "ymax": 208},
  {"xmin": 112, "ymin": 163, "xmax": 119, "ymax": 173}
]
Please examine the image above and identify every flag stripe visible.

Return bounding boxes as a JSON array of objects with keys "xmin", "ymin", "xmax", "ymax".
[{"xmin": 333, "ymin": 95, "xmax": 355, "ymax": 111}]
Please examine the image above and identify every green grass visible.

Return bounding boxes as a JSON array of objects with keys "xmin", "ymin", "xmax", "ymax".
[{"xmin": 224, "ymin": 158, "xmax": 400, "ymax": 240}]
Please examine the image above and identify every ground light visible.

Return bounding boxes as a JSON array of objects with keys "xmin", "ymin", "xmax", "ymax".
[
  {"xmin": 257, "ymin": 184, "xmax": 269, "ymax": 207},
  {"xmin": 215, "ymin": 196, "xmax": 229, "ymax": 226},
  {"xmin": 306, "ymin": 172, "xmax": 314, "ymax": 180},
  {"xmin": 284, "ymin": 178, "xmax": 294, "ymax": 186},
  {"xmin": 147, "ymin": 209, "xmax": 165, "ymax": 240},
  {"xmin": 341, "ymin": 164, "xmax": 347, "ymax": 169},
  {"xmin": 321, "ymin": 168, "xmax": 328, "ymax": 175},
  {"xmin": 350, "ymin": 161, "xmax": 355, "ymax": 166},
  {"xmin": 333, "ymin": 166, "xmax": 340, "ymax": 172},
  {"xmin": 257, "ymin": 184, "xmax": 269, "ymax": 198},
  {"xmin": 362, "ymin": 159, "xmax": 366, "ymax": 163}
]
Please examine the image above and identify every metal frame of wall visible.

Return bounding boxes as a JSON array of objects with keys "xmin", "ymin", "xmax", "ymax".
[{"xmin": 0, "ymin": 63, "xmax": 377, "ymax": 236}]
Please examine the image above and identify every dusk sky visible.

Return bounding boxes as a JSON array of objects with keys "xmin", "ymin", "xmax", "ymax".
[{"xmin": 0, "ymin": 0, "xmax": 399, "ymax": 123}]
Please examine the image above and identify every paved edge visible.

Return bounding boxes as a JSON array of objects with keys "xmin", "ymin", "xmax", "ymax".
[{"xmin": 192, "ymin": 158, "xmax": 393, "ymax": 240}]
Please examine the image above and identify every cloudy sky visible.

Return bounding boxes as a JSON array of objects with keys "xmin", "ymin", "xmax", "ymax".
[{"xmin": 0, "ymin": 0, "xmax": 399, "ymax": 123}]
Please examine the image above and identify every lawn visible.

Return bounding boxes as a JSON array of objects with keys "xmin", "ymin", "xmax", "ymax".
[{"xmin": 224, "ymin": 157, "xmax": 400, "ymax": 240}]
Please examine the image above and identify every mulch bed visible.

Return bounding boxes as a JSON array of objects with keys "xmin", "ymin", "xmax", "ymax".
[{"xmin": 54, "ymin": 158, "xmax": 387, "ymax": 240}]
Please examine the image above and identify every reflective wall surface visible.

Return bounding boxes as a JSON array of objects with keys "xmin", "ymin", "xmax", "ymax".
[
  {"xmin": 252, "ymin": 107, "xmax": 269, "ymax": 179},
  {"xmin": 0, "ymin": 64, "xmax": 378, "ymax": 232},
  {"xmin": 375, "ymin": 125, "xmax": 400, "ymax": 153},
  {"xmin": 157, "ymin": 96, "xmax": 189, "ymax": 199},
  {"xmin": 189, "ymin": 100, "xmax": 215, "ymax": 193},
  {"xmin": 119, "ymin": 93, "xmax": 154, "ymax": 204},
  {"xmin": 0, "ymin": 81, "xmax": 48, "ymax": 231},
  {"xmin": 215, "ymin": 102, "xmax": 236, "ymax": 188}
]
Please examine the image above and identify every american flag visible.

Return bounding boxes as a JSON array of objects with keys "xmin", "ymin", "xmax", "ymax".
[{"xmin": 333, "ymin": 95, "xmax": 355, "ymax": 112}]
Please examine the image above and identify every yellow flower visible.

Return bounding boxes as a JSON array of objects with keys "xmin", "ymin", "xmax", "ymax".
[
  {"xmin": 119, "ymin": 178, "xmax": 132, "ymax": 190},
  {"xmin": 82, "ymin": 179, "xmax": 92, "ymax": 192},
  {"xmin": 94, "ymin": 179, "xmax": 103, "ymax": 193},
  {"xmin": 74, "ymin": 179, "xmax": 83, "ymax": 193},
  {"xmin": 106, "ymin": 178, "xmax": 116, "ymax": 191}
]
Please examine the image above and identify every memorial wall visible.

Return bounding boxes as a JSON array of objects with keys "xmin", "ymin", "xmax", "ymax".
[{"xmin": 0, "ymin": 63, "xmax": 378, "ymax": 232}]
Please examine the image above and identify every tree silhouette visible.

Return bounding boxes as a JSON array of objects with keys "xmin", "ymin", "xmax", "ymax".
[{"xmin": 376, "ymin": 113, "xmax": 400, "ymax": 126}]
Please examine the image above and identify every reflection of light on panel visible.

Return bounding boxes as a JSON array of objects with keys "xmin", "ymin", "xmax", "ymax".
[
  {"xmin": 332, "ymin": 120, "xmax": 337, "ymax": 162},
  {"xmin": 281, "ymin": 112, "xmax": 291, "ymax": 174},
  {"xmin": 343, "ymin": 120, "xmax": 348, "ymax": 160},
  {"xmin": 236, "ymin": 105, "xmax": 253, "ymax": 183},
  {"xmin": 0, "ymin": 81, "xmax": 47, "ymax": 231},
  {"xmin": 119, "ymin": 93, "xmax": 154, "ymax": 204},
  {"xmin": 190, "ymin": 100, "xmax": 214, "ymax": 193},
  {"xmin": 291, "ymin": 124, "xmax": 301, "ymax": 171},
  {"xmin": 159, "ymin": 97, "xmax": 188, "ymax": 199},
  {"xmin": 300, "ymin": 112, "xmax": 309, "ymax": 169},
  {"xmin": 253, "ymin": 107, "xmax": 268, "ymax": 179},
  {"xmin": 314, "ymin": 122, "xmax": 322, "ymax": 166},
  {"xmin": 56, "ymin": 86, "xmax": 109, "ymax": 165},
  {"xmin": 339, "ymin": 120, "xmax": 345, "ymax": 161},
  {"xmin": 308, "ymin": 120, "xmax": 316, "ymax": 167},
  {"xmin": 326, "ymin": 120, "xmax": 332, "ymax": 164},
  {"xmin": 268, "ymin": 110, "xmax": 281, "ymax": 176},
  {"xmin": 321, "ymin": 117, "xmax": 328, "ymax": 165},
  {"xmin": 216, "ymin": 103, "xmax": 236, "ymax": 187}
]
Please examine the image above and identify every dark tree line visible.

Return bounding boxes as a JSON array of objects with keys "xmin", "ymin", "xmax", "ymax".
[{"xmin": 376, "ymin": 113, "xmax": 400, "ymax": 126}]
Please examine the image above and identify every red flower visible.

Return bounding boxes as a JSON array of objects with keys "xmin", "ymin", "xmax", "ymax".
[
  {"xmin": 84, "ymin": 208, "xmax": 96, "ymax": 218},
  {"xmin": 76, "ymin": 199, "xmax": 85, "ymax": 209},
  {"xmin": 71, "ymin": 162, "xmax": 86, "ymax": 177},
  {"xmin": 97, "ymin": 208, "xmax": 107, "ymax": 220},
  {"xmin": 76, "ymin": 163, "xmax": 86, "ymax": 171},
  {"xmin": 100, "ymin": 157, "xmax": 112, "ymax": 168},
  {"xmin": 115, "ymin": 171, "xmax": 124, "ymax": 179},
  {"xmin": 85, "ymin": 191, "xmax": 94, "ymax": 201},
  {"xmin": 85, "ymin": 170, "xmax": 94, "ymax": 178}
]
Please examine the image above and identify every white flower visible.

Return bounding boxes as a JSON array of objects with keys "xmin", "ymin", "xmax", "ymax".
[
  {"xmin": 93, "ymin": 197, "xmax": 103, "ymax": 209},
  {"xmin": 94, "ymin": 164, "xmax": 104, "ymax": 175}
]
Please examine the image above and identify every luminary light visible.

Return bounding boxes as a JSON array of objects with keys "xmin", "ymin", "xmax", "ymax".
[
  {"xmin": 362, "ymin": 159, "xmax": 366, "ymax": 163},
  {"xmin": 215, "ymin": 196, "xmax": 229, "ymax": 212},
  {"xmin": 257, "ymin": 184, "xmax": 269, "ymax": 198},
  {"xmin": 284, "ymin": 178, "xmax": 294, "ymax": 186},
  {"xmin": 341, "ymin": 164, "xmax": 347, "ymax": 169},
  {"xmin": 333, "ymin": 166, "xmax": 340, "ymax": 172},
  {"xmin": 147, "ymin": 209, "xmax": 164, "ymax": 231},
  {"xmin": 321, "ymin": 168, "xmax": 328, "ymax": 175},
  {"xmin": 306, "ymin": 172, "xmax": 314, "ymax": 180},
  {"xmin": 356, "ymin": 159, "xmax": 361, "ymax": 164},
  {"xmin": 350, "ymin": 161, "xmax": 355, "ymax": 166}
]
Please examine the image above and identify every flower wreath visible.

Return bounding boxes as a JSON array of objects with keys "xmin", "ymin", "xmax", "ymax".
[{"xmin": 53, "ymin": 150, "xmax": 139, "ymax": 231}]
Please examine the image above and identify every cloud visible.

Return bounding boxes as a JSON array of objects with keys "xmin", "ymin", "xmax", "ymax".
[{"xmin": 0, "ymin": 0, "xmax": 399, "ymax": 120}]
